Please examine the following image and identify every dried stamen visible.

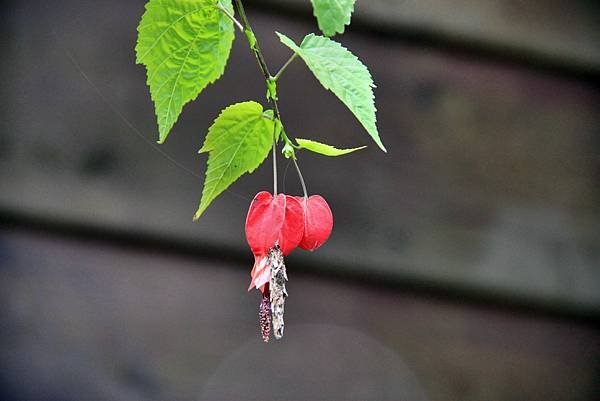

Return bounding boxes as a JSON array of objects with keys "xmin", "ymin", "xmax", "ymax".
[
  {"xmin": 259, "ymin": 294, "xmax": 272, "ymax": 342},
  {"xmin": 269, "ymin": 245, "xmax": 288, "ymax": 339}
]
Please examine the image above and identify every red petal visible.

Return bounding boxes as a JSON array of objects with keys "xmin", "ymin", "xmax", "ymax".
[
  {"xmin": 298, "ymin": 195, "xmax": 333, "ymax": 251},
  {"xmin": 278, "ymin": 195, "xmax": 305, "ymax": 256},
  {"xmin": 245, "ymin": 192, "xmax": 285, "ymax": 257}
]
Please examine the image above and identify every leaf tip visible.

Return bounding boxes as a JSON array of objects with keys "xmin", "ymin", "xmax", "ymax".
[
  {"xmin": 193, "ymin": 207, "xmax": 204, "ymax": 221},
  {"xmin": 157, "ymin": 129, "xmax": 168, "ymax": 145}
]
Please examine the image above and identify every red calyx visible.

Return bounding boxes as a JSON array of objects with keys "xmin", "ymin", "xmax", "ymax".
[
  {"xmin": 245, "ymin": 192, "xmax": 305, "ymax": 292},
  {"xmin": 297, "ymin": 195, "xmax": 333, "ymax": 251},
  {"xmin": 245, "ymin": 191, "xmax": 285, "ymax": 258},
  {"xmin": 245, "ymin": 192, "xmax": 334, "ymax": 291},
  {"xmin": 278, "ymin": 195, "xmax": 304, "ymax": 256},
  {"xmin": 245, "ymin": 192, "xmax": 284, "ymax": 293}
]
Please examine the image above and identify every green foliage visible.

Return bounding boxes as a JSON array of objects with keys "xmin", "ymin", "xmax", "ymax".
[
  {"xmin": 310, "ymin": 0, "xmax": 356, "ymax": 36},
  {"xmin": 134, "ymin": 0, "xmax": 385, "ymax": 220},
  {"xmin": 282, "ymin": 141, "xmax": 296, "ymax": 159},
  {"xmin": 135, "ymin": 0, "xmax": 235, "ymax": 143},
  {"xmin": 296, "ymin": 138, "xmax": 366, "ymax": 156},
  {"xmin": 277, "ymin": 33, "xmax": 386, "ymax": 152},
  {"xmin": 194, "ymin": 101, "xmax": 276, "ymax": 219}
]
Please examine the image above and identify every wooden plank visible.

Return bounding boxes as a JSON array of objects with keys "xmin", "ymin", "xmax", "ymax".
[
  {"xmin": 0, "ymin": 0, "xmax": 599, "ymax": 313},
  {"xmin": 0, "ymin": 228, "xmax": 598, "ymax": 401},
  {"xmin": 253, "ymin": 0, "xmax": 600, "ymax": 73}
]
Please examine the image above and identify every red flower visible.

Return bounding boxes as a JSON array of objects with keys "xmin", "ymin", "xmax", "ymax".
[
  {"xmin": 245, "ymin": 192, "xmax": 303, "ymax": 293},
  {"xmin": 245, "ymin": 191, "xmax": 334, "ymax": 341}
]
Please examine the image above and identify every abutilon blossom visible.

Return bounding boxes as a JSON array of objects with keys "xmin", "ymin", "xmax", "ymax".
[{"xmin": 245, "ymin": 191, "xmax": 333, "ymax": 342}]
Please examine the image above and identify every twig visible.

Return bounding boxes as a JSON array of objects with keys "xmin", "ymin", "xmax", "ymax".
[{"xmin": 274, "ymin": 53, "xmax": 298, "ymax": 81}]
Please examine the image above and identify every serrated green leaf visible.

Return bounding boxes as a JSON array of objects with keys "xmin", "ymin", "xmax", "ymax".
[
  {"xmin": 135, "ymin": 0, "xmax": 235, "ymax": 144},
  {"xmin": 296, "ymin": 138, "xmax": 365, "ymax": 156},
  {"xmin": 311, "ymin": 0, "xmax": 356, "ymax": 36},
  {"xmin": 277, "ymin": 33, "xmax": 386, "ymax": 152},
  {"xmin": 194, "ymin": 101, "xmax": 275, "ymax": 219}
]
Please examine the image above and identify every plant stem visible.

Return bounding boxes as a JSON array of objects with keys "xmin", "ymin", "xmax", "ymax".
[
  {"xmin": 273, "ymin": 53, "xmax": 298, "ymax": 81},
  {"xmin": 217, "ymin": 3, "xmax": 244, "ymax": 32},
  {"xmin": 234, "ymin": 0, "xmax": 306, "ymax": 196},
  {"xmin": 272, "ymin": 141, "xmax": 278, "ymax": 195},
  {"xmin": 293, "ymin": 158, "xmax": 308, "ymax": 198},
  {"xmin": 234, "ymin": 0, "xmax": 272, "ymax": 83},
  {"xmin": 234, "ymin": 0, "xmax": 280, "ymax": 194}
]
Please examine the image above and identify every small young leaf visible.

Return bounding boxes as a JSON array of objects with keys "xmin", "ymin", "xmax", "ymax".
[
  {"xmin": 195, "ymin": 101, "xmax": 275, "ymax": 219},
  {"xmin": 311, "ymin": 0, "xmax": 357, "ymax": 36},
  {"xmin": 136, "ymin": 0, "xmax": 235, "ymax": 144},
  {"xmin": 296, "ymin": 138, "xmax": 366, "ymax": 156},
  {"xmin": 277, "ymin": 33, "xmax": 386, "ymax": 152}
]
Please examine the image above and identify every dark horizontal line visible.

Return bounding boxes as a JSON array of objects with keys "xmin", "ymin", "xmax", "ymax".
[
  {"xmin": 247, "ymin": 0, "xmax": 600, "ymax": 85},
  {"xmin": 1, "ymin": 207, "xmax": 598, "ymax": 329}
]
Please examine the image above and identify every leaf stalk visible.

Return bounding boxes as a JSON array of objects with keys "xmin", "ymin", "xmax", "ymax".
[
  {"xmin": 274, "ymin": 53, "xmax": 298, "ymax": 81},
  {"xmin": 217, "ymin": 3, "xmax": 244, "ymax": 32}
]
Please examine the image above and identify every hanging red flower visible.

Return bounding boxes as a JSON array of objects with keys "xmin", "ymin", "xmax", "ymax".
[
  {"xmin": 245, "ymin": 191, "xmax": 333, "ymax": 342},
  {"xmin": 246, "ymin": 192, "xmax": 303, "ymax": 293},
  {"xmin": 245, "ymin": 192, "xmax": 285, "ymax": 294}
]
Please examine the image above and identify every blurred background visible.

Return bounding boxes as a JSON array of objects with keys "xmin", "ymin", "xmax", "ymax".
[{"xmin": 1, "ymin": 0, "xmax": 599, "ymax": 400}]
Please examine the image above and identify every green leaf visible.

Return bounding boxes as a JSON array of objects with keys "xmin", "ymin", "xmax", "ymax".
[
  {"xmin": 277, "ymin": 33, "xmax": 386, "ymax": 152},
  {"xmin": 194, "ymin": 101, "xmax": 275, "ymax": 219},
  {"xmin": 135, "ymin": 0, "xmax": 235, "ymax": 144},
  {"xmin": 296, "ymin": 138, "xmax": 366, "ymax": 156},
  {"xmin": 311, "ymin": 0, "xmax": 356, "ymax": 36}
]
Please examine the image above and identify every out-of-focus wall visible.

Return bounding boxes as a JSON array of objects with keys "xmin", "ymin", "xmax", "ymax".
[
  {"xmin": 1, "ymin": 0, "xmax": 598, "ymax": 311},
  {"xmin": 0, "ymin": 1, "xmax": 599, "ymax": 400},
  {"xmin": 1, "ymin": 229, "xmax": 598, "ymax": 401},
  {"xmin": 261, "ymin": 0, "xmax": 600, "ymax": 70}
]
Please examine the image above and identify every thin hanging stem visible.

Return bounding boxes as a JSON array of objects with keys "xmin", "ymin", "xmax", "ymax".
[
  {"xmin": 272, "ymin": 139, "xmax": 278, "ymax": 195},
  {"xmin": 293, "ymin": 158, "xmax": 308, "ymax": 199}
]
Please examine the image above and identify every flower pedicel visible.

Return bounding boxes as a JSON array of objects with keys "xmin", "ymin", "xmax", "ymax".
[{"xmin": 245, "ymin": 191, "xmax": 333, "ymax": 341}]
